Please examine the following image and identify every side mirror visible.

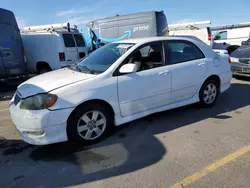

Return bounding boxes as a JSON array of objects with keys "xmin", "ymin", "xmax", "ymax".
[
  {"xmin": 100, "ymin": 42, "xmax": 105, "ymax": 47},
  {"xmin": 241, "ymin": 41, "xmax": 246, "ymax": 45},
  {"xmin": 119, "ymin": 63, "xmax": 137, "ymax": 74}
]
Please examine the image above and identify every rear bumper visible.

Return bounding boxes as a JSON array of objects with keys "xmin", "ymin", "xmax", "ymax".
[
  {"xmin": 219, "ymin": 71, "xmax": 232, "ymax": 93},
  {"xmin": 60, "ymin": 61, "xmax": 74, "ymax": 68},
  {"xmin": 0, "ymin": 74, "xmax": 27, "ymax": 81},
  {"xmin": 9, "ymin": 99, "xmax": 74, "ymax": 145},
  {"xmin": 231, "ymin": 62, "xmax": 250, "ymax": 77}
]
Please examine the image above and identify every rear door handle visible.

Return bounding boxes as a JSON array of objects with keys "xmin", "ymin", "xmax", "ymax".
[
  {"xmin": 198, "ymin": 63, "xmax": 206, "ymax": 67},
  {"xmin": 67, "ymin": 59, "xmax": 72, "ymax": 61},
  {"xmin": 159, "ymin": 70, "xmax": 170, "ymax": 75}
]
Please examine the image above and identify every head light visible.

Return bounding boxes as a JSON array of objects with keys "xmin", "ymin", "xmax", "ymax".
[
  {"xmin": 20, "ymin": 94, "xmax": 58, "ymax": 110},
  {"xmin": 230, "ymin": 57, "xmax": 239, "ymax": 63}
]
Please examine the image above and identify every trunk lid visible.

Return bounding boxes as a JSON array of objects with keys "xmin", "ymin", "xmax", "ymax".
[{"xmin": 230, "ymin": 45, "xmax": 250, "ymax": 59}]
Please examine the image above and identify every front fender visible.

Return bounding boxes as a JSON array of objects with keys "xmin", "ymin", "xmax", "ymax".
[{"xmin": 48, "ymin": 77, "xmax": 120, "ymax": 115}]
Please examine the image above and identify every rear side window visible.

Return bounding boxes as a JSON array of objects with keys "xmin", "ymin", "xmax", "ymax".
[
  {"xmin": 62, "ymin": 34, "xmax": 76, "ymax": 47},
  {"xmin": 166, "ymin": 40, "xmax": 205, "ymax": 64},
  {"xmin": 74, "ymin": 34, "xmax": 86, "ymax": 47},
  {"xmin": 195, "ymin": 46, "xmax": 205, "ymax": 59}
]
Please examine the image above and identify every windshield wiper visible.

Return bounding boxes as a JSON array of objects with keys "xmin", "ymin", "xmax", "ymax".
[
  {"xmin": 68, "ymin": 62, "xmax": 81, "ymax": 72},
  {"xmin": 79, "ymin": 65, "xmax": 95, "ymax": 74}
]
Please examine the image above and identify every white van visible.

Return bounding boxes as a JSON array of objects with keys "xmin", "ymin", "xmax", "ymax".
[
  {"xmin": 212, "ymin": 23, "xmax": 250, "ymax": 54},
  {"xmin": 21, "ymin": 23, "xmax": 88, "ymax": 74},
  {"xmin": 167, "ymin": 21, "xmax": 213, "ymax": 46}
]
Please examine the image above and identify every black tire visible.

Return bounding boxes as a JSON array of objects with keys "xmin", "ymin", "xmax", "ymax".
[
  {"xmin": 67, "ymin": 104, "xmax": 113, "ymax": 145},
  {"xmin": 37, "ymin": 65, "xmax": 51, "ymax": 74},
  {"xmin": 199, "ymin": 79, "xmax": 219, "ymax": 107}
]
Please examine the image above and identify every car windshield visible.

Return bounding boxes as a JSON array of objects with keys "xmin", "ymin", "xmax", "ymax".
[
  {"xmin": 245, "ymin": 39, "xmax": 250, "ymax": 45},
  {"xmin": 69, "ymin": 43, "xmax": 134, "ymax": 74}
]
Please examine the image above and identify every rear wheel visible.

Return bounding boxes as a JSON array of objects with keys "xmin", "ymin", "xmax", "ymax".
[
  {"xmin": 37, "ymin": 63, "xmax": 51, "ymax": 74},
  {"xmin": 67, "ymin": 104, "xmax": 113, "ymax": 145},
  {"xmin": 199, "ymin": 79, "xmax": 219, "ymax": 107}
]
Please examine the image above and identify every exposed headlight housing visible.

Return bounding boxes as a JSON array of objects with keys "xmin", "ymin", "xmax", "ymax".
[{"xmin": 20, "ymin": 94, "xmax": 58, "ymax": 110}]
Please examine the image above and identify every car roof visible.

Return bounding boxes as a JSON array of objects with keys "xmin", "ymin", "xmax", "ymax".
[
  {"xmin": 116, "ymin": 36, "xmax": 216, "ymax": 58},
  {"xmin": 116, "ymin": 36, "xmax": 205, "ymax": 45}
]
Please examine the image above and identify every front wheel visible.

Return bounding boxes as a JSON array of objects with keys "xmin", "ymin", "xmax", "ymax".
[
  {"xmin": 199, "ymin": 80, "xmax": 219, "ymax": 107},
  {"xmin": 67, "ymin": 104, "xmax": 113, "ymax": 145}
]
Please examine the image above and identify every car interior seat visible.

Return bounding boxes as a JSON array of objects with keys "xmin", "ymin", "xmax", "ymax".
[
  {"xmin": 132, "ymin": 51, "xmax": 143, "ymax": 71},
  {"xmin": 144, "ymin": 51, "xmax": 162, "ymax": 68}
]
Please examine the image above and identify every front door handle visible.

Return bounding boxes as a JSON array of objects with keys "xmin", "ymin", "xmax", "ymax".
[
  {"xmin": 198, "ymin": 63, "xmax": 206, "ymax": 67},
  {"xmin": 159, "ymin": 70, "xmax": 170, "ymax": 75}
]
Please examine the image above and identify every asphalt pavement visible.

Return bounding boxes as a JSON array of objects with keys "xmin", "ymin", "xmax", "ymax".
[{"xmin": 0, "ymin": 77, "xmax": 250, "ymax": 188}]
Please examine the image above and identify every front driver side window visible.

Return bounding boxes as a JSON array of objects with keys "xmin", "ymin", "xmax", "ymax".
[
  {"xmin": 214, "ymin": 31, "xmax": 227, "ymax": 40},
  {"xmin": 125, "ymin": 43, "xmax": 164, "ymax": 72}
]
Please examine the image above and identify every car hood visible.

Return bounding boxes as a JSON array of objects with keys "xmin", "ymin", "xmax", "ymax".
[
  {"xmin": 231, "ymin": 45, "xmax": 250, "ymax": 58},
  {"xmin": 17, "ymin": 68, "xmax": 96, "ymax": 98}
]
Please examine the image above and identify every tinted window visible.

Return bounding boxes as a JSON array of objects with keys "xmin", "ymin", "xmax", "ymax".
[
  {"xmin": 62, "ymin": 34, "xmax": 76, "ymax": 47},
  {"xmin": 74, "ymin": 34, "xmax": 86, "ymax": 47},
  {"xmin": 71, "ymin": 43, "xmax": 134, "ymax": 74},
  {"xmin": 195, "ymin": 46, "xmax": 205, "ymax": 59},
  {"xmin": 167, "ymin": 41, "xmax": 204, "ymax": 64}
]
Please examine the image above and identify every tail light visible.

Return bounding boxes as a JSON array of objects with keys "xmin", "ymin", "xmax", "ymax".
[
  {"xmin": 59, "ymin": 52, "xmax": 65, "ymax": 61},
  {"xmin": 208, "ymin": 33, "xmax": 212, "ymax": 41},
  {"xmin": 228, "ymin": 57, "xmax": 231, "ymax": 63},
  {"xmin": 207, "ymin": 28, "xmax": 212, "ymax": 41}
]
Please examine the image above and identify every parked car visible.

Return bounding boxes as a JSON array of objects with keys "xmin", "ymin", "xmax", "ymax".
[
  {"xmin": 212, "ymin": 23, "xmax": 250, "ymax": 54},
  {"xmin": 9, "ymin": 36, "xmax": 232, "ymax": 145},
  {"xmin": 0, "ymin": 8, "xmax": 26, "ymax": 80},
  {"xmin": 230, "ymin": 38, "xmax": 250, "ymax": 77},
  {"xmin": 21, "ymin": 23, "xmax": 88, "ymax": 74},
  {"xmin": 81, "ymin": 11, "xmax": 167, "ymax": 52}
]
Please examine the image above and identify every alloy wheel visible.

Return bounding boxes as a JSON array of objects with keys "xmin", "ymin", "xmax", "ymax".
[
  {"xmin": 203, "ymin": 83, "xmax": 217, "ymax": 104},
  {"xmin": 77, "ymin": 110, "xmax": 106, "ymax": 140}
]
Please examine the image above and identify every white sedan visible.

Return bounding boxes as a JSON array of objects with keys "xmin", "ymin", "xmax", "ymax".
[{"xmin": 9, "ymin": 37, "xmax": 232, "ymax": 145}]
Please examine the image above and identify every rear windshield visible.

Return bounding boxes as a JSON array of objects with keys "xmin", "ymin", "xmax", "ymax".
[
  {"xmin": 74, "ymin": 34, "xmax": 86, "ymax": 47},
  {"xmin": 62, "ymin": 34, "xmax": 76, "ymax": 47},
  {"xmin": 245, "ymin": 39, "xmax": 250, "ymax": 45}
]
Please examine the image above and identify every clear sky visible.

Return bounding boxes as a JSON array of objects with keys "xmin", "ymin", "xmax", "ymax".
[{"xmin": 1, "ymin": 0, "xmax": 250, "ymax": 29}]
